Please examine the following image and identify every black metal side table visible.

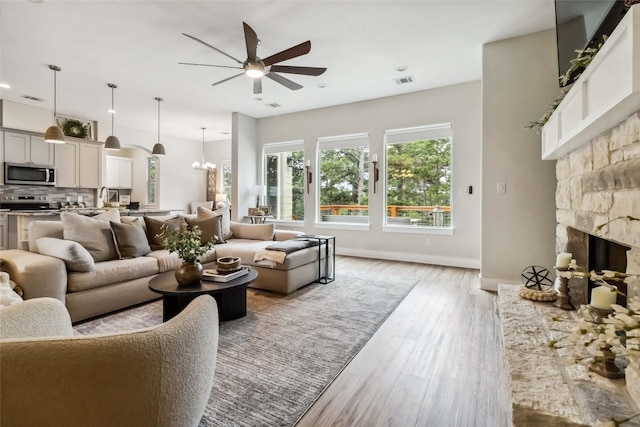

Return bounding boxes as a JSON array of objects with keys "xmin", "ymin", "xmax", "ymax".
[{"xmin": 300, "ymin": 234, "xmax": 335, "ymax": 283}]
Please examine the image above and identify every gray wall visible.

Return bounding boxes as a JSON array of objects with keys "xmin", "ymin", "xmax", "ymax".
[
  {"xmin": 480, "ymin": 29, "xmax": 559, "ymax": 290},
  {"xmin": 255, "ymin": 82, "xmax": 482, "ymax": 268}
]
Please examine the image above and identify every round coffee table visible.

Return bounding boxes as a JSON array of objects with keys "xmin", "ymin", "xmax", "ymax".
[{"xmin": 149, "ymin": 266, "xmax": 258, "ymax": 322}]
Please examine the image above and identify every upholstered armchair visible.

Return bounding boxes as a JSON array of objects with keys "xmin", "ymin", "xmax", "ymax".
[{"xmin": 0, "ymin": 295, "xmax": 219, "ymax": 427}]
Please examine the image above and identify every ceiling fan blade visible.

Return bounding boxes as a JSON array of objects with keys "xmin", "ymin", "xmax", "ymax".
[
  {"xmin": 265, "ymin": 72, "xmax": 303, "ymax": 90},
  {"xmin": 182, "ymin": 33, "xmax": 243, "ymax": 64},
  {"xmin": 253, "ymin": 78, "xmax": 262, "ymax": 95},
  {"xmin": 268, "ymin": 65, "xmax": 326, "ymax": 76},
  {"xmin": 212, "ymin": 73, "xmax": 245, "ymax": 86},
  {"xmin": 179, "ymin": 62, "xmax": 244, "ymax": 70},
  {"xmin": 243, "ymin": 22, "xmax": 258, "ymax": 63},
  {"xmin": 262, "ymin": 41, "xmax": 311, "ymax": 66}
]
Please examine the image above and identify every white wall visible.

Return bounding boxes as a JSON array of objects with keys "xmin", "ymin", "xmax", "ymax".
[
  {"xmin": 232, "ymin": 113, "xmax": 258, "ymax": 221},
  {"xmin": 255, "ymin": 82, "xmax": 482, "ymax": 268},
  {"xmin": 205, "ymin": 138, "xmax": 232, "ymax": 198},
  {"xmin": 480, "ymin": 29, "xmax": 559, "ymax": 290}
]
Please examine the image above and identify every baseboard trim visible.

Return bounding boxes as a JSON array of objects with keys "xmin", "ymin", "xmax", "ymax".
[
  {"xmin": 335, "ymin": 248, "xmax": 480, "ymax": 269},
  {"xmin": 479, "ymin": 275, "xmax": 519, "ymax": 292}
]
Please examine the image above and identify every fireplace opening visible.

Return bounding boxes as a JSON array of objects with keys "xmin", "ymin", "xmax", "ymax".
[{"xmin": 588, "ymin": 234, "xmax": 631, "ymax": 306}]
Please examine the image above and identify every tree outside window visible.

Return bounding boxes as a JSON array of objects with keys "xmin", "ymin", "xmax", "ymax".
[
  {"xmin": 385, "ymin": 125, "xmax": 452, "ymax": 227},
  {"xmin": 146, "ymin": 157, "xmax": 157, "ymax": 206}
]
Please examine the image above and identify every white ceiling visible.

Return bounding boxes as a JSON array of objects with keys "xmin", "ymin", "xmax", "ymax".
[{"xmin": 0, "ymin": 0, "xmax": 555, "ymax": 142}]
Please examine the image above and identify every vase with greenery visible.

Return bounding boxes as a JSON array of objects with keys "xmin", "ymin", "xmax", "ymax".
[{"xmin": 159, "ymin": 225, "xmax": 215, "ymax": 286}]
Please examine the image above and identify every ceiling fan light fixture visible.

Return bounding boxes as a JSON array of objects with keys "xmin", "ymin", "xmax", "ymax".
[
  {"xmin": 44, "ymin": 65, "xmax": 65, "ymax": 144},
  {"xmin": 153, "ymin": 97, "xmax": 166, "ymax": 157},
  {"xmin": 105, "ymin": 83, "xmax": 121, "ymax": 150},
  {"xmin": 245, "ymin": 68, "xmax": 264, "ymax": 78}
]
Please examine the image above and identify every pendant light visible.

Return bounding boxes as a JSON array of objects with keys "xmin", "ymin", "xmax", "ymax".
[
  {"xmin": 104, "ymin": 83, "xmax": 121, "ymax": 150},
  {"xmin": 192, "ymin": 127, "xmax": 216, "ymax": 170},
  {"xmin": 152, "ymin": 97, "xmax": 166, "ymax": 156},
  {"xmin": 44, "ymin": 65, "xmax": 66, "ymax": 144}
]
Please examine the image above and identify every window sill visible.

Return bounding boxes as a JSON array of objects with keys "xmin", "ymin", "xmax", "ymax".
[
  {"xmin": 270, "ymin": 220, "xmax": 305, "ymax": 228},
  {"xmin": 314, "ymin": 222, "xmax": 371, "ymax": 231},
  {"xmin": 382, "ymin": 225, "xmax": 454, "ymax": 235}
]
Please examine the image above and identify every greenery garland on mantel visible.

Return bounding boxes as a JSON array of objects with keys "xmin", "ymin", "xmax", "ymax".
[{"xmin": 525, "ymin": 36, "xmax": 608, "ymax": 134}]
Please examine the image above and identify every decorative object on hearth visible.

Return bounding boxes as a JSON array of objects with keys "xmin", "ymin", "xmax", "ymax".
[
  {"xmin": 518, "ymin": 286, "xmax": 557, "ymax": 302},
  {"xmin": 179, "ymin": 22, "xmax": 327, "ymax": 95},
  {"xmin": 159, "ymin": 225, "xmax": 214, "ymax": 286},
  {"xmin": 521, "ymin": 265, "xmax": 553, "ymax": 289},
  {"xmin": 192, "ymin": 127, "xmax": 215, "ymax": 170},
  {"xmin": 152, "ymin": 97, "xmax": 166, "ymax": 156},
  {"xmin": 555, "ymin": 266, "xmax": 576, "ymax": 311},
  {"xmin": 44, "ymin": 65, "xmax": 66, "ymax": 144},
  {"xmin": 104, "ymin": 83, "xmax": 121, "ymax": 150}
]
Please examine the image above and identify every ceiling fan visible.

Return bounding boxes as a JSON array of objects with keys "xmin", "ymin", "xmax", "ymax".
[{"xmin": 180, "ymin": 22, "xmax": 327, "ymax": 94}]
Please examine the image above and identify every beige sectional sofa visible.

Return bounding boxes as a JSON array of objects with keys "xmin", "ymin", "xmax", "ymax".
[{"xmin": 1, "ymin": 208, "xmax": 324, "ymax": 322}]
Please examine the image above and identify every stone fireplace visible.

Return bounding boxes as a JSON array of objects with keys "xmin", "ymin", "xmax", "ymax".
[{"xmin": 556, "ymin": 111, "xmax": 640, "ymax": 306}]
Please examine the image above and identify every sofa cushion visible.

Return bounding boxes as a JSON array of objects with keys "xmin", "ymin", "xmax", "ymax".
[
  {"xmin": 146, "ymin": 247, "xmax": 217, "ymax": 273},
  {"xmin": 185, "ymin": 216, "xmax": 225, "ymax": 245},
  {"xmin": 144, "ymin": 216, "xmax": 186, "ymax": 250},
  {"xmin": 36, "ymin": 237, "xmax": 95, "ymax": 272},
  {"xmin": 229, "ymin": 221, "xmax": 274, "ymax": 241},
  {"xmin": 215, "ymin": 239, "xmax": 319, "ymax": 271},
  {"xmin": 67, "ymin": 257, "xmax": 159, "ymax": 292},
  {"xmin": 61, "ymin": 210, "xmax": 121, "ymax": 262},
  {"xmin": 28, "ymin": 221, "xmax": 64, "ymax": 253},
  {"xmin": 197, "ymin": 206, "xmax": 232, "ymax": 239},
  {"xmin": 110, "ymin": 219, "xmax": 152, "ymax": 259}
]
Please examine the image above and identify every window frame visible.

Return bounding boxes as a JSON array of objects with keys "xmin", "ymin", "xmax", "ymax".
[
  {"xmin": 315, "ymin": 133, "xmax": 371, "ymax": 230},
  {"xmin": 382, "ymin": 124, "xmax": 454, "ymax": 235},
  {"xmin": 146, "ymin": 156, "xmax": 158, "ymax": 207},
  {"xmin": 263, "ymin": 140, "xmax": 306, "ymax": 223}
]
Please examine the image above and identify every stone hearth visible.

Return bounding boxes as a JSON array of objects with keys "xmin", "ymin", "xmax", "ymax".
[{"xmin": 556, "ymin": 111, "xmax": 640, "ymax": 304}]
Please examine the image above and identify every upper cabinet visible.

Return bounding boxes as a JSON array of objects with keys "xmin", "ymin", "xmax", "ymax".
[
  {"xmin": 106, "ymin": 156, "xmax": 133, "ymax": 189},
  {"xmin": 4, "ymin": 131, "xmax": 54, "ymax": 166},
  {"xmin": 54, "ymin": 138, "xmax": 103, "ymax": 189}
]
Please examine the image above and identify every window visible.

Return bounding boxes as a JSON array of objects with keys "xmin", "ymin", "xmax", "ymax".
[
  {"xmin": 264, "ymin": 141, "xmax": 305, "ymax": 221},
  {"xmin": 222, "ymin": 162, "xmax": 232, "ymax": 204},
  {"xmin": 146, "ymin": 157, "xmax": 157, "ymax": 206},
  {"xmin": 384, "ymin": 124, "xmax": 452, "ymax": 228},
  {"xmin": 318, "ymin": 133, "xmax": 369, "ymax": 223}
]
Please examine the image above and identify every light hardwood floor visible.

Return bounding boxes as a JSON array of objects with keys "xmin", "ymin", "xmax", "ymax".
[{"xmin": 296, "ymin": 256, "xmax": 511, "ymax": 427}]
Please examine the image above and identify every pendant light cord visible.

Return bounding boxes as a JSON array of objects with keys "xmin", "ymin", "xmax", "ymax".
[
  {"xmin": 157, "ymin": 99, "xmax": 161, "ymax": 144},
  {"xmin": 111, "ymin": 86, "xmax": 115, "ymax": 135},
  {"xmin": 53, "ymin": 69, "xmax": 57, "ymax": 117}
]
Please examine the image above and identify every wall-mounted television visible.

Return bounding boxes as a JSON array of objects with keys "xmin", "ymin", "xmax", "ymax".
[{"xmin": 555, "ymin": 0, "xmax": 628, "ymax": 87}]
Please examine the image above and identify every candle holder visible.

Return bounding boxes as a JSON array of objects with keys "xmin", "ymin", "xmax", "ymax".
[
  {"xmin": 587, "ymin": 304, "xmax": 614, "ymax": 323},
  {"xmin": 588, "ymin": 346, "xmax": 625, "ymax": 379},
  {"xmin": 554, "ymin": 266, "xmax": 575, "ymax": 311}
]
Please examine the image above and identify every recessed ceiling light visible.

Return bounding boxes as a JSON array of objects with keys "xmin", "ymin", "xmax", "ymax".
[
  {"xmin": 254, "ymin": 97, "xmax": 263, "ymax": 101},
  {"xmin": 0, "ymin": 83, "xmax": 11, "ymax": 89},
  {"xmin": 220, "ymin": 132, "xmax": 230, "ymax": 135},
  {"xmin": 396, "ymin": 66, "xmax": 408, "ymax": 72},
  {"xmin": 266, "ymin": 102, "xmax": 281, "ymax": 108},
  {"xmin": 21, "ymin": 94, "xmax": 45, "ymax": 102},
  {"xmin": 317, "ymin": 83, "xmax": 327, "ymax": 89}
]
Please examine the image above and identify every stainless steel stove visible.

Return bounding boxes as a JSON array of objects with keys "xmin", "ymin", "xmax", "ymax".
[{"xmin": 0, "ymin": 194, "xmax": 52, "ymax": 211}]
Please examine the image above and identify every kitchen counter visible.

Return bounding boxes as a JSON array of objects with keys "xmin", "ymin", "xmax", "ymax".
[{"xmin": 6, "ymin": 209, "xmax": 172, "ymax": 217}]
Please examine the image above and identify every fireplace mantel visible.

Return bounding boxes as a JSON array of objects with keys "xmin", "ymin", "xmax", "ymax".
[{"xmin": 542, "ymin": 5, "xmax": 640, "ymax": 160}]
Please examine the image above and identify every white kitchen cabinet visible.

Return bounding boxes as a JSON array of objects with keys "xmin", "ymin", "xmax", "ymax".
[
  {"xmin": 0, "ymin": 212, "xmax": 8, "ymax": 251},
  {"xmin": 55, "ymin": 139, "xmax": 103, "ymax": 189},
  {"xmin": 0, "ymin": 132, "xmax": 4, "ymax": 184},
  {"xmin": 106, "ymin": 156, "xmax": 133, "ymax": 189},
  {"xmin": 4, "ymin": 131, "xmax": 54, "ymax": 166}
]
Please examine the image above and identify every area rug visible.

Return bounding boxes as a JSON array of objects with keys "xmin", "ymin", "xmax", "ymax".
[{"xmin": 73, "ymin": 271, "xmax": 419, "ymax": 426}]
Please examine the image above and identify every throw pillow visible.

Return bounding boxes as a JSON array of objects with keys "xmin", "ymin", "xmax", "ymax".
[
  {"xmin": 36, "ymin": 237, "xmax": 95, "ymax": 272},
  {"xmin": 61, "ymin": 210, "xmax": 121, "ymax": 262},
  {"xmin": 197, "ymin": 206, "xmax": 232, "ymax": 239},
  {"xmin": 185, "ymin": 216, "xmax": 225, "ymax": 245},
  {"xmin": 110, "ymin": 219, "xmax": 152, "ymax": 258},
  {"xmin": 229, "ymin": 221, "xmax": 275, "ymax": 241},
  {"xmin": 144, "ymin": 216, "xmax": 187, "ymax": 250}
]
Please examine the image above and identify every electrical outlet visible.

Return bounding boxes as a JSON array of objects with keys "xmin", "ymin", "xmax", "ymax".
[
  {"xmin": 78, "ymin": 196, "xmax": 83, "ymax": 202},
  {"xmin": 425, "ymin": 238, "xmax": 432, "ymax": 246},
  {"xmin": 497, "ymin": 182, "xmax": 506, "ymax": 194}
]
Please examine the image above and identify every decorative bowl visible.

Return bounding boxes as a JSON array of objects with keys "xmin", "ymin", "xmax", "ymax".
[{"xmin": 216, "ymin": 256, "xmax": 241, "ymax": 272}]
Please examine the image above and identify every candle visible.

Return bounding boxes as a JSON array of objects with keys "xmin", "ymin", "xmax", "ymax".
[
  {"xmin": 306, "ymin": 160, "xmax": 311, "ymax": 167},
  {"xmin": 590, "ymin": 285, "xmax": 617, "ymax": 310},
  {"xmin": 556, "ymin": 253, "xmax": 572, "ymax": 268},
  {"xmin": 372, "ymin": 154, "xmax": 378, "ymax": 163}
]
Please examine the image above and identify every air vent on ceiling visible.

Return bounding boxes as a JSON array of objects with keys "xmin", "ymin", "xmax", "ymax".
[
  {"xmin": 266, "ymin": 103, "xmax": 281, "ymax": 108},
  {"xmin": 21, "ymin": 95, "xmax": 45, "ymax": 102},
  {"xmin": 394, "ymin": 76, "xmax": 414, "ymax": 85}
]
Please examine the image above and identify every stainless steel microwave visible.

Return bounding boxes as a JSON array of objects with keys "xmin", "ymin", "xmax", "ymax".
[{"xmin": 4, "ymin": 162, "xmax": 56, "ymax": 186}]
